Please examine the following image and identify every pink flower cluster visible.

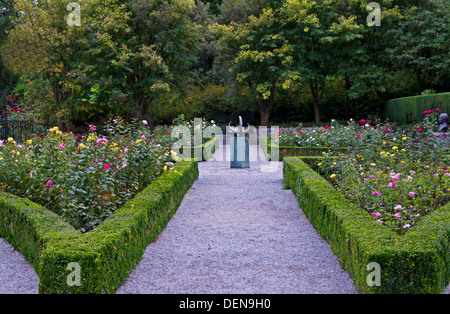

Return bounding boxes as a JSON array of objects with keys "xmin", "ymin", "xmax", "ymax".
[
  {"xmin": 97, "ymin": 137, "xmax": 108, "ymax": 145},
  {"xmin": 423, "ymin": 108, "xmax": 440, "ymax": 115}
]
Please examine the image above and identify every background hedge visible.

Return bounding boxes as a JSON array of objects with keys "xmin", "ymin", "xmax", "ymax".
[
  {"xmin": 283, "ymin": 157, "xmax": 450, "ymax": 294},
  {"xmin": 382, "ymin": 92, "xmax": 450, "ymax": 124},
  {"xmin": 0, "ymin": 159, "xmax": 199, "ymax": 293}
]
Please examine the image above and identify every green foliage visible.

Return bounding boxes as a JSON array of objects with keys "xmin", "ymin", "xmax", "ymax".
[
  {"xmin": 283, "ymin": 157, "xmax": 450, "ymax": 294},
  {"xmin": 383, "ymin": 92, "xmax": 450, "ymax": 123},
  {"xmin": 0, "ymin": 159, "xmax": 198, "ymax": 293},
  {"xmin": 0, "ymin": 119, "xmax": 178, "ymax": 232},
  {"xmin": 0, "ymin": 0, "xmax": 17, "ymax": 91},
  {"xmin": 385, "ymin": 0, "xmax": 450, "ymax": 91},
  {"xmin": 1, "ymin": 0, "xmax": 449, "ymax": 127}
]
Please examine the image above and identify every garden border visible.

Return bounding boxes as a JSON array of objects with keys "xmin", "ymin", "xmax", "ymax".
[
  {"xmin": 0, "ymin": 159, "xmax": 199, "ymax": 293},
  {"xmin": 283, "ymin": 156, "xmax": 450, "ymax": 294}
]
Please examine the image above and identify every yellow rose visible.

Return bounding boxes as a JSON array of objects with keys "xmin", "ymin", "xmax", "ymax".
[
  {"xmin": 27, "ymin": 140, "xmax": 32, "ymax": 144},
  {"xmin": 7, "ymin": 137, "xmax": 13, "ymax": 142},
  {"xmin": 330, "ymin": 174, "xmax": 336, "ymax": 179},
  {"xmin": 392, "ymin": 146, "xmax": 398, "ymax": 150},
  {"xmin": 163, "ymin": 166, "xmax": 167, "ymax": 171},
  {"xmin": 402, "ymin": 137, "xmax": 407, "ymax": 140},
  {"xmin": 318, "ymin": 163, "xmax": 322, "ymax": 166}
]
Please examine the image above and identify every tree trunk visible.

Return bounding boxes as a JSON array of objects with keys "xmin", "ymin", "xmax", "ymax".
[
  {"xmin": 256, "ymin": 82, "xmax": 276, "ymax": 126},
  {"xmin": 51, "ymin": 83, "xmax": 63, "ymax": 130},
  {"xmin": 137, "ymin": 94, "xmax": 149, "ymax": 119},
  {"xmin": 344, "ymin": 75, "xmax": 351, "ymax": 120},
  {"xmin": 310, "ymin": 83, "xmax": 321, "ymax": 124},
  {"xmin": 259, "ymin": 104, "xmax": 271, "ymax": 127},
  {"xmin": 376, "ymin": 90, "xmax": 388, "ymax": 117}
]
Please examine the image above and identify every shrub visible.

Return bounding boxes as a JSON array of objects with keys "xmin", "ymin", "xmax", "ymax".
[
  {"xmin": 283, "ymin": 157, "xmax": 450, "ymax": 294},
  {"xmin": 0, "ymin": 119, "xmax": 178, "ymax": 232},
  {"xmin": 0, "ymin": 159, "xmax": 198, "ymax": 293},
  {"xmin": 311, "ymin": 110, "xmax": 449, "ymax": 235},
  {"xmin": 383, "ymin": 92, "xmax": 450, "ymax": 124}
]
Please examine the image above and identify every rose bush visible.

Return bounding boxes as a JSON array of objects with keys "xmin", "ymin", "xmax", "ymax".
[
  {"xmin": 297, "ymin": 110, "xmax": 449, "ymax": 234},
  {"xmin": 0, "ymin": 119, "xmax": 178, "ymax": 232}
]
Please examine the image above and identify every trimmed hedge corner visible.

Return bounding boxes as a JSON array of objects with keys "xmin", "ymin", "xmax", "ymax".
[
  {"xmin": 283, "ymin": 157, "xmax": 450, "ymax": 294},
  {"xmin": 0, "ymin": 159, "xmax": 199, "ymax": 294},
  {"xmin": 383, "ymin": 92, "xmax": 450, "ymax": 124}
]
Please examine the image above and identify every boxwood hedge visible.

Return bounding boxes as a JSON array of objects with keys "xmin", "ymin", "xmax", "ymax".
[
  {"xmin": 283, "ymin": 157, "xmax": 450, "ymax": 294},
  {"xmin": 0, "ymin": 159, "xmax": 199, "ymax": 294},
  {"xmin": 382, "ymin": 92, "xmax": 450, "ymax": 124}
]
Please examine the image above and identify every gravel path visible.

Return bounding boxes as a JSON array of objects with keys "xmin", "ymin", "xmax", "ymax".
[
  {"xmin": 116, "ymin": 143, "xmax": 358, "ymax": 294},
  {"xmin": 0, "ymin": 238, "xmax": 39, "ymax": 294},
  {"xmin": 1, "ymin": 139, "xmax": 449, "ymax": 294}
]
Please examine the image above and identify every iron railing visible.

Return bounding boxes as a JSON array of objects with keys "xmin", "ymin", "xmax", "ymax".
[{"xmin": 0, "ymin": 99, "xmax": 40, "ymax": 143}]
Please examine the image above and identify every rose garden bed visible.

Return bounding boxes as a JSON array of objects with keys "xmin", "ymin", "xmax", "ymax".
[
  {"xmin": 280, "ymin": 111, "xmax": 449, "ymax": 293},
  {"xmin": 0, "ymin": 119, "xmax": 200, "ymax": 293},
  {"xmin": 0, "ymin": 159, "xmax": 198, "ymax": 293},
  {"xmin": 283, "ymin": 156, "xmax": 450, "ymax": 294}
]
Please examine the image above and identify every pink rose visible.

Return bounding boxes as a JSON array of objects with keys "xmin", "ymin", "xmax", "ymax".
[
  {"xmin": 104, "ymin": 164, "xmax": 111, "ymax": 170},
  {"xmin": 46, "ymin": 180, "xmax": 54, "ymax": 188}
]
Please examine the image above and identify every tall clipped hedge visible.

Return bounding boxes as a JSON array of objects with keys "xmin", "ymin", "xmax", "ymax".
[
  {"xmin": 0, "ymin": 159, "xmax": 199, "ymax": 294},
  {"xmin": 283, "ymin": 157, "xmax": 450, "ymax": 294},
  {"xmin": 383, "ymin": 92, "xmax": 450, "ymax": 124}
]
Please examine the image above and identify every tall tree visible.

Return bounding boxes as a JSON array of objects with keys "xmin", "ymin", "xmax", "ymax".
[
  {"xmin": 386, "ymin": 0, "xmax": 449, "ymax": 92},
  {"xmin": 1, "ymin": 0, "xmax": 130, "ymax": 128},
  {"xmin": 0, "ymin": 0, "xmax": 17, "ymax": 92},
  {"xmin": 215, "ymin": 6, "xmax": 293, "ymax": 125},
  {"xmin": 279, "ymin": 0, "xmax": 337, "ymax": 124}
]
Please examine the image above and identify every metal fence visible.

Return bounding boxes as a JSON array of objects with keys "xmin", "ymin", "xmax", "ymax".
[{"xmin": 0, "ymin": 102, "xmax": 39, "ymax": 143}]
